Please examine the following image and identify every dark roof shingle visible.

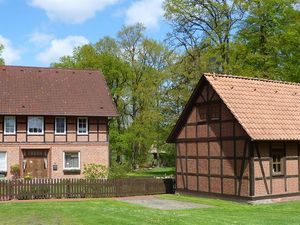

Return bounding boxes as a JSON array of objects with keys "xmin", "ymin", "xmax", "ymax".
[{"xmin": 0, "ymin": 66, "xmax": 118, "ymax": 117}]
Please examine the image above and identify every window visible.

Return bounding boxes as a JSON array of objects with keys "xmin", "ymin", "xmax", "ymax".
[
  {"xmin": 4, "ymin": 116, "xmax": 16, "ymax": 134},
  {"xmin": 271, "ymin": 143, "xmax": 285, "ymax": 176},
  {"xmin": 55, "ymin": 117, "xmax": 66, "ymax": 134},
  {"xmin": 77, "ymin": 117, "xmax": 88, "ymax": 135},
  {"xmin": 0, "ymin": 152, "xmax": 7, "ymax": 172},
  {"xmin": 272, "ymin": 150, "xmax": 284, "ymax": 175},
  {"xmin": 64, "ymin": 152, "xmax": 80, "ymax": 170},
  {"xmin": 28, "ymin": 116, "xmax": 44, "ymax": 134}
]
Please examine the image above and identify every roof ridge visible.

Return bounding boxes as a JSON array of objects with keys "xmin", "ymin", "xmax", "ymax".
[
  {"xmin": 0, "ymin": 65, "xmax": 100, "ymax": 72},
  {"xmin": 204, "ymin": 73, "xmax": 300, "ymax": 86}
]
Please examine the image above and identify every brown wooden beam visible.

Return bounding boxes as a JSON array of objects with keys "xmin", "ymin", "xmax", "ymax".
[
  {"xmin": 255, "ymin": 143, "xmax": 270, "ymax": 194},
  {"xmin": 249, "ymin": 141, "xmax": 255, "ymax": 196}
]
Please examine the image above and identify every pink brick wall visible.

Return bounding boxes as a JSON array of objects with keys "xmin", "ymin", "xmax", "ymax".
[{"xmin": 0, "ymin": 143, "xmax": 109, "ymax": 179}]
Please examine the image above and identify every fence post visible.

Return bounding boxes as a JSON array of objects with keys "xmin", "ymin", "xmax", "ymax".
[{"xmin": 66, "ymin": 179, "xmax": 70, "ymax": 198}]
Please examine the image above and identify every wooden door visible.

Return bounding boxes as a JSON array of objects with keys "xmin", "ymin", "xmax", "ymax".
[{"xmin": 23, "ymin": 150, "xmax": 48, "ymax": 178}]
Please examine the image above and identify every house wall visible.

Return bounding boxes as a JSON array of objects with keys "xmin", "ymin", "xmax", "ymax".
[
  {"xmin": 254, "ymin": 141, "xmax": 300, "ymax": 197},
  {"xmin": 0, "ymin": 116, "xmax": 108, "ymax": 143},
  {"xmin": 0, "ymin": 116, "xmax": 109, "ymax": 178},
  {"xmin": 0, "ymin": 143, "xmax": 109, "ymax": 179},
  {"xmin": 176, "ymin": 81, "xmax": 251, "ymax": 197}
]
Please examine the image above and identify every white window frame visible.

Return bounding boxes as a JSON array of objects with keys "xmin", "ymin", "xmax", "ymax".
[
  {"xmin": 4, "ymin": 116, "xmax": 16, "ymax": 135},
  {"xmin": 0, "ymin": 152, "xmax": 7, "ymax": 172},
  {"xmin": 63, "ymin": 152, "xmax": 80, "ymax": 170},
  {"xmin": 27, "ymin": 116, "xmax": 44, "ymax": 135},
  {"xmin": 55, "ymin": 117, "xmax": 66, "ymax": 135},
  {"xmin": 77, "ymin": 117, "xmax": 88, "ymax": 135}
]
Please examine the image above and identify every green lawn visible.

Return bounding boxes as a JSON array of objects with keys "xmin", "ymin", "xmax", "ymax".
[
  {"xmin": 127, "ymin": 167, "xmax": 175, "ymax": 177},
  {"xmin": 0, "ymin": 194, "xmax": 299, "ymax": 225}
]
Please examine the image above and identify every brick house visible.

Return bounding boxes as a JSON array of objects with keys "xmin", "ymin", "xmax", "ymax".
[
  {"xmin": 0, "ymin": 66, "xmax": 118, "ymax": 179},
  {"xmin": 167, "ymin": 73, "xmax": 300, "ymax": 200}
]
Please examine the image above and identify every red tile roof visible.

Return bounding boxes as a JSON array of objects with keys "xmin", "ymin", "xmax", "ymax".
[
  {"xmin": 0, "ymin": 66, "xmax": 118, "ymax": 117},
  {"xmin": 168, "ymin": 73, "xmax": 300, "ymax": 142}
]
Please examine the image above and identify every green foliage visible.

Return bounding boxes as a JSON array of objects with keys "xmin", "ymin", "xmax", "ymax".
[
  {"xmin": 108, "ymin": 163, "xmax": 131, "ymax": 179},
  {"xmin": 24, "ymin": 174, "xmax": 33, "ymax": 180},
  {"xmin": 229, "ymin": 0, "xmax": 300, "ymax": 80},
  {"xmin": 83, "ymin": 163, "xmax": 108, "ymax": 179},
  {"xmin": 0, "ymin": 44, "xmax": 4, "ymax": 65},
  {"xmin": 128, "ymin": 167, "xmax": 175, "ymax": 178},
  {"xmin": 10, "ymin": 164, "xmax": 19, "ymax": 174}
]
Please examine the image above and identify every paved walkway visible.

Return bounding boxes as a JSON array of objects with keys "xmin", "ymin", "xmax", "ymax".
[{"xmin": 117, "ymin": 195, "xmax": 213, "ymax": 210}]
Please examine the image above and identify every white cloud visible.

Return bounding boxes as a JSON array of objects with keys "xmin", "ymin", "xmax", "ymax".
[
  {"xmin": 0, "ymin": 35, "xmax": 21, "ymax": 64},
  {"xmin": 29, "ymin": 31, "xmax": 55, "ymax": 47},
  {"xmin": 36, "ymin": 35, "xmax": 89, "ymax": 64},
  {"xmin": 29, "ymin": 0, "xmax": 119, "ymax": 24},
  {"xmin": 125, "ymin": 0, "xmax": 164, "ymax": 29}
]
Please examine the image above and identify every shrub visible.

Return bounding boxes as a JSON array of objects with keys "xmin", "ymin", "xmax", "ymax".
[
  {"xmin": 108, "ymin": 162, "xmax": 131, "ymax": 179},
  {"xmin": 24, "ymin": 174, "xmax": 32, "ymax": 180},
  {"xmin": 83, "ymin": 163, "xmax": 108, "ymax": 179},
  {"xmin": 10, "ymin": 164, "xmax": 20, "ymax": 178}
]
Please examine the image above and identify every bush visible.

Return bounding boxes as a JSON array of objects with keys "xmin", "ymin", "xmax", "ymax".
[
  {"xmin": 10, "ymin": 164, "xmax": 20, "ymax": 179},
  {"xmin": 83, "ymin": 163, "xmax": 108, "ymax": 179},
  {"xmin": 24, "ymin": 174, "xmax": 32, "ymax": 180},
  {"xmin": 108, "ymin": 162, "xmax": 131, "ymax": 179}
]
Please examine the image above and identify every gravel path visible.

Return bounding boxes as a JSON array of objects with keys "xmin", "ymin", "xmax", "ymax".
[{"xmin": 117, "ymin": 195, "xmax": 213, "ymax": 210}]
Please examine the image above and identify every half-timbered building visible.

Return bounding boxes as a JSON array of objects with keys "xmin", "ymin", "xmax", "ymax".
[
  {"xmin": 0, "ymin": 66, "xmax": 118, "ymax": 179},
  {"xmin": 167, "ymin": 73, "xmax": 300, "ymax": 200}
]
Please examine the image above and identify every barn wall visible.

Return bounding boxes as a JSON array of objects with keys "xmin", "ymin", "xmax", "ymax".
[
  {"xmin": 176, "ymin": 81, "xmax": 251, "ymax": 197},
  {"xmin": 254, "ymin": 141, "xmax": 300, "ymax": 197}
]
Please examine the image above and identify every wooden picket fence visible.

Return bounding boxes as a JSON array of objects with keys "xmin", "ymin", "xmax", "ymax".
[{"xmin": 0, "ymin": 178, "xmax": 174, "ymax": 201}]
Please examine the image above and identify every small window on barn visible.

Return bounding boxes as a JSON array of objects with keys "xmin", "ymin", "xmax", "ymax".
[
  {"xmin": 209, "ymin": 104, "xmax": 220, "ymax": 120},
  {"xmin": 272, "ymin": 150, "xmax": 284, "ymax": 176},
  {"xmin": 197, "ymin": 107, "xmax": 207, "ymax": 121}
]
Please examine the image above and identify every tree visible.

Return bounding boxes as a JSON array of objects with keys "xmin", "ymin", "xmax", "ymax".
[
  {"xmin": 230, "ymin": 0, "xmax": 300, "ymax": 80},
  {"xmin": 53, "ymin": 24, "xmax": 174, "ymax": 168},
  {"xmin": 0, "ymin": 44, "xmax": 4, "ymax": 65},
  {"xmin": 164, "ymin": 0, "xmax": 247, "ymax": 73}
]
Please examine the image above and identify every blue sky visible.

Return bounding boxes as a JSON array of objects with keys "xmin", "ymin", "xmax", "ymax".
[{"xmin": 0, "ymin": 0, "xmax": 170, "ymax": 66}]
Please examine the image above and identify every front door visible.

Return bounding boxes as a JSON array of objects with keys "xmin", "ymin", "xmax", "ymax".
[{"xmin": 23, "ymin": 150, "xmax": 48, "ymax": 178}]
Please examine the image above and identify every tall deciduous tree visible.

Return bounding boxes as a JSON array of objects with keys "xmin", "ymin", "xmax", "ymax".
[
  {"xmin": 53, "ymin": 24, "xmax": 175, "ymax": 168},
  {"xmin": 164, "ymin": 0, "xmax": 247, "ymax": 72},
  {"xmin": 230, "ymin": 0, "xmax": 300, "ymax": 79}
]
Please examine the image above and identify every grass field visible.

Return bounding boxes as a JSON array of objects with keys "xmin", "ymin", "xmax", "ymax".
[
  {"xmin": 0, "ymin": 194, "xmax": 299, "ymax": 225},
  {"xmin": 127, "ymin": 167, "xmax": 175, "ymax": 177}
]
